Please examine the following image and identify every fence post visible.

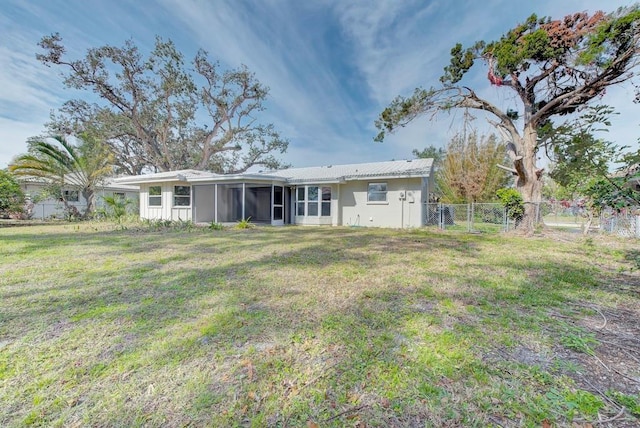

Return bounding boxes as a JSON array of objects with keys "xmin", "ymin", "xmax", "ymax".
[
  {"xmin": 438, "ymin": 203, "xmax": 443, "ymax": 230},
  {"xmin": 504, "ymin": 206, "xmax": 508, "ymax": 232},
  {"xmin": 468, "ymin": 203, "xmax": 473, "ymax": 232}
]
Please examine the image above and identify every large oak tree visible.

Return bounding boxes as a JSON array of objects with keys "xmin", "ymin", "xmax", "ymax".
[
  {"xmin": 375, "ymin": 6, "xmax": 640, "ymax": 234},
  {"xmin": 38, "ymin": 35, "xmax": 289, "ymax": 175}
]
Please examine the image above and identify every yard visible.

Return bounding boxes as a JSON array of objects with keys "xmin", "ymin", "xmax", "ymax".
[{"xmin": 1, "ymin": 223, "xmax": 639, "ymax": 427}]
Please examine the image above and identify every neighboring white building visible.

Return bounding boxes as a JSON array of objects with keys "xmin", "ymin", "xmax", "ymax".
[
  {"xmin": 115, "ymin": 159, "xmax": 434, "ymax": 228},
  {"xmin": 18, "ymin": 177, "xmax": 139, "ymax": 219}
]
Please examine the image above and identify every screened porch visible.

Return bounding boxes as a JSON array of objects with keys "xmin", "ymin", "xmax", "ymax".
[{"xmin": 192, "ymin": 182, "xmax": 288, "ymax": 225}]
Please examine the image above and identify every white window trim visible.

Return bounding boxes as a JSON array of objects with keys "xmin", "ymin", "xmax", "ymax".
[
  {"xmin": 148, "ymin": 186, "xmax": 162, "ymax": 207},
  {"xmin": 296, "ymin": 185, "xmax": 331, "ymax": 217},
  {"xmin": 320, "ymin": 186, "xmax": 331, "ymax": 217},
  {"xmin": 307, "ymin": 186, "xmax": 319, "ymax": 216},
  {"xmin": 296, "ymin": 186, "xmax": 305, "ymax": 216},
  {"xmin": 173, "ymin": 185, "xmax": 191, "ymax": 207},
  {"xmin": 367, "ymin": 182, "xmax": 388, "ymax": 204}
]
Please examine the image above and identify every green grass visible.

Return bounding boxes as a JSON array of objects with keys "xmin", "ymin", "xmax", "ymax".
[{"xmin": 1, "ymin": 222, "xmax": 639, "ymax": 427}]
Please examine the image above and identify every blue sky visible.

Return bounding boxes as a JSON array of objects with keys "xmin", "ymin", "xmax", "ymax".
[{"xmin": 1, "ymin": 0, "xmax": 637, "ymax": 170}]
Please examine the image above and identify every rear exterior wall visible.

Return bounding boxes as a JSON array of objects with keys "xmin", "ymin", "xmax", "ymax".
[{"xmin": 339, "ymin": 177, "xmax": 426, "ymax": 228}]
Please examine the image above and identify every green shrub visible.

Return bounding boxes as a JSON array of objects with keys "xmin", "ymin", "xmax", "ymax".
[
  {"xmin": 141, "ymin": 219, "xmax": 195, "ymax": 231},
  {"xmin": 97, "ymin": 195, "xmax": 133, "ymax": 220},
  {"xmin": 496, "ymin": 188, "xmax": 524, "ymax": 220},
  {"xmin": 0, "ymin": 170, "xmax": 25, "ymax": 218}
]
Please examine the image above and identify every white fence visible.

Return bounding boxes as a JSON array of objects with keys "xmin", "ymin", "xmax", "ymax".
[{"xmin": 27, "ymin": 203, "xmax": 87, "ymax": 220}]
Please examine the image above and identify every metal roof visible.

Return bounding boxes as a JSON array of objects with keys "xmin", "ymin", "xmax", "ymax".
[
  {"xmin": 262, "ymin": 159, "xmax": 433, "ymax": 183},
  {"xmin": 114, "ymin": 159, "xmax": 434, "ymax": 185},
  {"xmin": 113, "ymin": 169, "xmax": 222, "ymax": 184}
]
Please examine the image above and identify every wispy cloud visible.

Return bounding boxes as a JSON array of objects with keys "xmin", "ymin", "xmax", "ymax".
[
  {"xmin": 0, "ymin": 0, "xmax": 637, "ymax": 169},
  {"xmin": 160, "ymin": 0, "xmax": 374, "ymax": 164}
]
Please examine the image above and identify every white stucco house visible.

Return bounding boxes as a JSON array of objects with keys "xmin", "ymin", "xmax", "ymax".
[
  {"xmin": 115, "ymin": 159, "xmax": 434, "ymax": 228},
  {"xmin": 18, "ymin": 177, "xmax": 139, "ymax": 219}
]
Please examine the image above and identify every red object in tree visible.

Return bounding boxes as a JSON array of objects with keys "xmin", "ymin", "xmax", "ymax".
[
  {"xmin": 487, "ymin": 57, "xmax": 503, "ymax": 86},
  {"xmin": 488, "ymin": 70, "xmax": 503, "ymax": 86}
]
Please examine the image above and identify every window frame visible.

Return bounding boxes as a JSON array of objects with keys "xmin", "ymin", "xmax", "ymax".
[
  {"xmin": 63, "ymin": 190, "xmax": 79, "ymax": 202},
  {"xmin": 307, "ymin": 186, "xmax": 319, "ymax": 216},
  {"xmin": 148, "ymin": 185, "xmax": 162, "ymax": 207},
  {"xmin": 296, "ymin": 186, "xmax": 305, "ymax": 216},
  {"xmin": 321, "ymin": 186, "xmax": 331, "ymax": 216},
  {"xmin": 367, "ymin": 182, "xmax": 388, "ymax": 203},
  {"xmin": 273, "ymin": 185, "xmax": 284, "ymax": 221},
  {"xmin": 296, "ymin": 185, "xmax": 331, "ymax": 217},
  {"xmin": 173, "ymin": 185, "xmax": 191, "ymax": 207}
]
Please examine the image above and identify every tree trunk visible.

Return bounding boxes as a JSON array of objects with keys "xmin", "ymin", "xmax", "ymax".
[
  {"xmin": 82, "ymin": 188, "xmax": 96, "ymax": 219},
  {"xmin": 515, "ymin": 124, "xmax": 543, "ymax": 235}
]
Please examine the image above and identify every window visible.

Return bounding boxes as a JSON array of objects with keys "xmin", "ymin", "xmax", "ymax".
[
  {"xmin": 273, "ymin": 186, "xmax": 283, "ymax": 220},
  {"xmin": 149, "ymin": 186, "xmax": 162, "ymax": 206},
  {"xmin": 63, "ymin": 190, "xmax": 79, "ymax": 202},
  {"xmin": 321, "ymin": 187, "xmax": 331, "ymax": 216},
  {"xmin": 295, "ymin": 186, "xmax": 331, "ymax": 217},
  {"xmin": 174, "ymin": 186, "xmax": 191, "ymax": 206},
  {"xmin": 367, "ymin": 183, "xmax": 387, "ymax": 202},
  {"xmin": 307, "ymin": 186, "xmax": 318, "ymax": 216},
  {"xmin": 114, "ymin": 192, "xmax": 125, "ymax": 200},
  {"xmin": 296, "ymin": 187, "xmax": 305, "ymax": 216}
]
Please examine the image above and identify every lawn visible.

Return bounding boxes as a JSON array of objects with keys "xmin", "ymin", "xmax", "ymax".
[{"xmin": 1, "ymin": 222, "xmax": 639, "ymax": 427}]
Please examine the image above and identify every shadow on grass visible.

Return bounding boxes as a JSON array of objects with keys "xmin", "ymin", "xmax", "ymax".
[{"xmin": 2, "ymin": 226, "xmax": 638, "ymax": 426}]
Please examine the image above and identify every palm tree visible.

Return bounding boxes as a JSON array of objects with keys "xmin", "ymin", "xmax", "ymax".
[{"xmin": 9, "ymin": 134, "xmax": 114, "ymax": 218}]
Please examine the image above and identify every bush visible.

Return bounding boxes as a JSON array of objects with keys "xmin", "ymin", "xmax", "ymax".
[
  {"xmin": 141, "ymin": 219, "xmax": 195, "ymax": 232},
  {"xmin": 0, "ymin": 170, "xmax": 25, "ymax": 218},
  {"xmin": 97, "ymin": 195, "xmax": 133, "ymax": 220},
  {"xmin": 496, "ymin": 188, "xmax": 524, "ymax": 221}
]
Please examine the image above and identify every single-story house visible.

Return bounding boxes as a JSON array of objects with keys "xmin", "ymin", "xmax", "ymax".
[
  {"xmin": 115, "ymin": 159, "xmax": 434, "ymax": 228},
  {"xmin": 18, "ymin": 177, "xmax": 139, "ymax": 219}
]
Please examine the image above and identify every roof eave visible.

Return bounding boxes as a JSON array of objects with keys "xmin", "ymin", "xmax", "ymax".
[
  {"xmin": 286, "ymin": 178, "xmax": 346, "ymax": 185},
  {"xmin": 344, "ymin": 172, "xmax": 430, "ymax": 181}
]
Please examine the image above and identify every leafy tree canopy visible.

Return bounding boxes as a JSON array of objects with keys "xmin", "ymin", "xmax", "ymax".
[
  {"xmin": 412, "ymin": 145, "xmax": 446, "ymax": 164},
  {"xmin": 37, "ymin": 34, "xmax": 289, "ymax": 175}
]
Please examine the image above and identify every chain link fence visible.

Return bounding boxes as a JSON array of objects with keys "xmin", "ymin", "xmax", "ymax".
[
  {"xmin": 600, "ymin": 208, "xmax": 640, "ymax": 238},
  {"xmin": 426, "ymin": 201, "xmax": 640, "ymax": 237},
  {"xmin": 426, "ymin": 203, "xmax": 507, "ymax": 233}
]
